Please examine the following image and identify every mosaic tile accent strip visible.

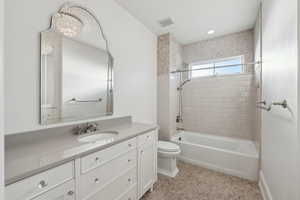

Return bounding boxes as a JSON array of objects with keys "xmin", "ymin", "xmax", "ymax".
[{"xmin": 157, "ymin": 33, "xmax": 170, "ymax": 75}]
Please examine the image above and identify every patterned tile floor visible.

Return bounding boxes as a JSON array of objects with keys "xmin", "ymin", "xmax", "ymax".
[{"xmin": 142, "ymin": 161, "xmax": 262, "ymax": 200}]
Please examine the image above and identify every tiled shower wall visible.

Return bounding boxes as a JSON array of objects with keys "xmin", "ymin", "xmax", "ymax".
[
  {"xmin": 183, "ymin": 30, "xmax": 254, "ymax": 73},
  {"xmin": 169, "ymin": 36, "xmax": 183, "ymax": 138},
  {"xmin": 182, "ymin": 74, "xmax": 256, "ymax": 140},
  {"xmin": 158, "ymin": 30, "xmax": 257, "ymax": 141},
  {"xmin": 181, "ymin": 30, "xmax": 257, "ymax": 140}
]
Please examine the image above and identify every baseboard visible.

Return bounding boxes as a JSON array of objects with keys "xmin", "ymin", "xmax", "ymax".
[
  {"xmin": 259, "ymin": 170, "xmax": 273, "ymax": 200},
  {"xmin": 178, "ymin": 156, "xmax": 257, "ymax": 181}
]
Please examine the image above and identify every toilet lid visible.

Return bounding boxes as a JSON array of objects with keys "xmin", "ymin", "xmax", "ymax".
[{"xmin": 158, "ymin": 141, "xmax": 180, "ymax": 152}]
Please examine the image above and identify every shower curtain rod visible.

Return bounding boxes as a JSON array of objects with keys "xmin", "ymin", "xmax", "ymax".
[{"xmin": 170, "ymin": 61, "xmax": 262, "ymax": 74}]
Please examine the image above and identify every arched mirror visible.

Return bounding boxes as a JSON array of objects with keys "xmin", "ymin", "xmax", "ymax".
[{"xmin": 40, "ymin": 2, "xmax": 113, "ymax": 125}]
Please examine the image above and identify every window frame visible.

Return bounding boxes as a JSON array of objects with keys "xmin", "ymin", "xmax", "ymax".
[{"xmin": 189, "ymin": 55, "xmax": 245, "ymax": 79}]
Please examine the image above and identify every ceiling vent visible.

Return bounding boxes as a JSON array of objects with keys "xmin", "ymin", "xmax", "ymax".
[{"xmin": 158, "ymin": 18, "xmax": 174, "ymax": 28}]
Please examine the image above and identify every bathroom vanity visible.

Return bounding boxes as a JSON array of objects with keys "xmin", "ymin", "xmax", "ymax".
[
  {"xmin": 5, "ymin": 118, "xmax": 158, "ymax": 200},
  {"xmin": 5, "ymin": 3, "xmax": 158, "ymax": 200}
]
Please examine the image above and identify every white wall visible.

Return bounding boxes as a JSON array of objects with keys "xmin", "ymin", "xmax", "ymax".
[
  {"xmin": 260, "ymin": 0, "xmax": 299, "ymax": 199},
  {"xmin": 4, "ymin": 0, "xmax": 157, "ymax": 134},
  {"xmin": 298, "ymin": 0, "xmax": 300, "ymax": 195},
  {"xmin": 0, "ymin": 0, "xmax": 4, "ymax": 197}
]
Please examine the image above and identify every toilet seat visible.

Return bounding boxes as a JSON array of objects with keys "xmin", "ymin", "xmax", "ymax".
[{"xmin": 158, "ymin": 141, "xmax": 180, "ymax": 153}]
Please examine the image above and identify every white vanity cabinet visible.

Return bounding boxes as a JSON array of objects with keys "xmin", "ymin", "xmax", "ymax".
[
  {"xmin": 5, "ymin": 162, "xmax": 75, "ymax": 200},
  {"xmin": 31, "ymin": 180, "xmax": 75, "ymax": 200},
  {"xmin": 78, "ymin": 138, "xmax": 138, "ymax": 200},
  {"xmin": 137, "ymin": 131, "xmax": 158, "ymax": 199},
  {"xmin": 5, "ymin": 130, "xmax": 158, "ymax": 200}
]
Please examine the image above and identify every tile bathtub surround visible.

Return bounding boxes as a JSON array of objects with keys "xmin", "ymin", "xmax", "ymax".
[
  {"xmin": 158, "ymin": 30, "xmax": 256, "ymax": 141},
  {"xmin": 183, "ymin": 29, "xmax": 254, "ymax": 73},
  {"xmin": 169, "ymin": 37, "xmax": 183, "ymax": 138},
  {"xmin": 179, "ymin": 29, "xmax": 256, "ymax": 141},
  {"xmin": 182, "ymin": 74, "xmax": 256, "ymax": 140},
  {"xmin": 142, "ymin": 161, "xmax": 262, "ymax": 200}
]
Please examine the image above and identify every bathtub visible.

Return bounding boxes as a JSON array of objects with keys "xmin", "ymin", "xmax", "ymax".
[{"xmin": 172, "ymin": 131, "xmax": 259, "ymax": 181}]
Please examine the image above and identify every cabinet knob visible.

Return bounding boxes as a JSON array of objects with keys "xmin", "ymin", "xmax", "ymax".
[
  {"xmin": 128, "ymin": 143, "xmax": 132, "ymax": 147},
  {"xmin": 128, "ymin": 159, "xmax": 131, "ymax": 162},
  {"xmin": 128, "ymin": 178, "xmax": 131, "ymax": 182},
  {"xmin": 94, "ymin": 178, "xmax": 100, "ymax": 184},
  {"xmin": 95, "ymin": 157, "xmax": 100, "ymax": 162},
  {"xmin": 67, "ymin": 191, "xmax": 74, "ymax": 196},
  {"xmin": 37, "ymin": 180, "xmax": 48, "ymax": 189}
]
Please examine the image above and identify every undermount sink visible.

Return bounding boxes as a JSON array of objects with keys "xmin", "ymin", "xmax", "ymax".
[{"xmin": 78, "ymin": 131, "xmax": 118, "ymax": 143}]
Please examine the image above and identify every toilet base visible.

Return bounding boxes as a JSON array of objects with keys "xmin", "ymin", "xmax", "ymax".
[
  {"xmin": 157, "ymin": 153, "xmax": 179, "ymax": 178},
  {"xmin": 157, "ymin": 166, "xmax": 179, "ymax": 178}
]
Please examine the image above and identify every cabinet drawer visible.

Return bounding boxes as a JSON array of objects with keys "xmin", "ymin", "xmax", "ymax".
[
  {"xmin": 80, "ymin": 150, "xmax": 137, "ymax": 199},
  {"xmin": 6, "ymin": 162, "xmax": 74, "ymax": 200},
  {"xmin": 81, "ymin": 137, "xmax": 137, "ymax": 173},
  {"xmin": 85, "ymin": 167, "xmax": 137, "ymax": 200},
  {"xmin": 117, "ymin": 185, "xmax": 137, "ymax": 200},
  {"xmin": 32, "ymin": 180, "xmax": 75, "ymax": 200},
  {"xmin": 138, "ymin": 131, "xmax": 155, "ymax": 147}
]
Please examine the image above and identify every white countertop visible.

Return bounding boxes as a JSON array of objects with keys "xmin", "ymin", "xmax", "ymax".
[{"xmin": 5, "ymin": 122, "xmax": 157, "ymax": 185}]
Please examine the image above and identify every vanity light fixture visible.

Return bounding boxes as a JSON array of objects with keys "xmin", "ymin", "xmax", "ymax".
[
  {"xmin": 49, "ymin": 2, "xmax": 111, "ymax": 57},
  {"xmin": 52, "ymin": 12, "xmax": 83, "ymax": 37},
  {"xmin": 207, "ymin": 30, "xmax": 215, "ymax": 35},
  {"xmin": 50, "ymin": 2, "xmax": 111, "ymax": 55}
]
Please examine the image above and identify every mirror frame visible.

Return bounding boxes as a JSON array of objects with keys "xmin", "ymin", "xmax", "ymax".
[{"xmin": 40, "ymin": 2, "xmax": 114, "ymax": 125}]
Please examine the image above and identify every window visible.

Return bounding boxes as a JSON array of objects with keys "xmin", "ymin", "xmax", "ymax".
[{"xmin": 189, "ymin": 56, "xmax": 244, "ymax": 78}]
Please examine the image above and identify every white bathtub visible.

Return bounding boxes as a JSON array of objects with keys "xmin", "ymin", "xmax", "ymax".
[{"xmin": 172, "ymin": 131, "xmax": 259, "ymax": 181}]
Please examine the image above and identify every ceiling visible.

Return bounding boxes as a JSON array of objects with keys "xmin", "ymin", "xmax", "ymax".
[{"xmin": 116, "ymin": 0, "xmax": 260, "ymax": 44}]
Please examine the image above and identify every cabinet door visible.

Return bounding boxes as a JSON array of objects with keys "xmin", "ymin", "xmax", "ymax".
[{"xmin": 138, "ymin": 143, "xmax": 155, "ymax": 198}]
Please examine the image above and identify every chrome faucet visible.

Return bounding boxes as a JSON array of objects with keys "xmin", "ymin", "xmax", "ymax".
[{"xmin": 74, "ymin": 122, "xmax": 98, "ymax": 135}]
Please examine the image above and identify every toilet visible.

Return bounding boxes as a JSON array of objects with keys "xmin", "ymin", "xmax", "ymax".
[{"xmin": 157, "ymin": 141, "xmax": 181, "ymax": 177}]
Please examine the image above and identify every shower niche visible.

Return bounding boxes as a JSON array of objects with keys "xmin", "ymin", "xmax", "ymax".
[{"xmin": 40, "ymin": 3, "xmax": 113, "ymax": 125}]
